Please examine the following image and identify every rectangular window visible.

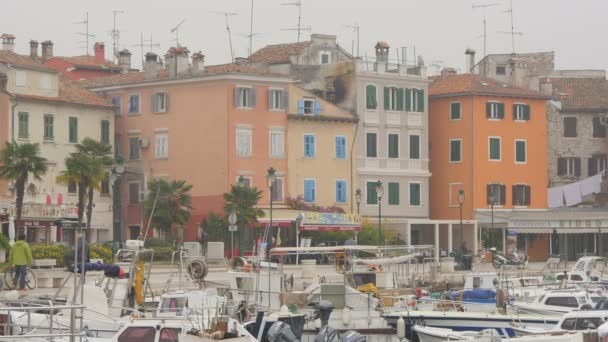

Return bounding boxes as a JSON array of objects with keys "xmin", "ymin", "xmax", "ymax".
[
  {"xmin": 335, "ymin": 136, "xmax": 346, "ymax": 159},
  {"xmin": 564, "ymin": 117, "xmax": 577, "ymax": 137},
  {"xmin": 593, "ymin": 117, "xmax": 606, "ymax": 138},
  {"xmin": 487, "ymin": 184, "xmax": 506, "ymax": 205},
  {"xmin": 101, "ymin": 120, "xmax": 110, "ymax": 145},
  {"xmin": 129, "ymin": 137, "xmax": 140, "ymax": 160},
  {"xmin": 236, "ymin": 128, "xmax": 252, "ymax": 157},
  {"xmin": 155, "ymin": 132, "xmax": 168, "ymax": 159},
  {"xmin": 589, "ymin": 155, "xmax": 607, "ymax": 176},
  {"xmin": 496, "ymin": 65, "xmax": 506, "ymax": 75},
  {"xmin": 388, "ymin": 134, "xmax": 399, "ymax": 158},
  {"xmin": 129, "ymin": 183, "xmax": 140, "ymax": 204},
  {"xmin": 270, "ymin": 129, "xmax": 284, "ymax": 158},
  {"xmin": 271, "ymin": 177, "xmax": 284, "ymax": 202},
  {"xmin": 450, "ymin": 139, "xmax": 461, "ymax": 162},
  {"xmin": 489, "ymin": 137, "xmax": 501, "ymax": 161},
  {"xmin": 450, "ymin": 102, "xmax": 461, "ymax": 120},
  {"xmin": 409, "ymin": 183, "xmax": 421, "ymax": 206},
  {"xmin": 128, "ymin": 94, "xmax": 140, "ymax": 114},
  {"xmin": 15, "ymin": 70, "xmax": 26, "ymax": 87},
  {"xmin": 515, "ymin": 140, "xmax": 526, "ymax": 163},
  {"xmin": 321, "ymin": 53, "xmax": 330, "ymax": 64},
  {"xmin": 235, "ymin": 87, "xmax": 256, "ymax": 108},
  {"xmin": 18, "ymin": 112, "xmax": 28, "ymax": 139},
  {"xmin": 335, "ymin": 180, "xmax": 347, "ymax": 203},
  {"xmin": 40, "ymin": 75, "xmax": 52, "ymax": 90},
  {"xmin": 407, "ymin": 88, "xmax": 425, "ymax": 112},
  {"xmin": 43, "ymin": 114, "xmax": 54, "ymax": 140},
  {"xmin": 486, "ymin": 102, "xmax": 505, "ymax": 119},
  {"xmin": 512, "ymin": 184, "xmax": 531, "ymax": 206},
  {"xmin": 388, "ymin": 182, "xmax": 400, "ymax": 205},
  {"xmin": 67, "ymin": 180, "xmax": 77, "ymax": 194},
  {"xmin": 268, "ymin": 89, "xmax": 287, "ymax": 110},
  {"xmin": 303, "ymin": 99, "xmax": 314, "ymax": 114},
  {"xmin": 304, "ymin": 179, "xmax": 316, "ymax": 202},
  {"xmin": 366, "ymin": 181, "xmax": 378, "ymax": 205},
  {"xmin": 111, "ymin": 96, "xmax": 121, "ymax": 116},
  {"xmin": 366, "ymin": 132, "xmax": 377, "ymax": 157},
  {"xmin": 69, "ymin": 117, "xmax": 78, "ymax": 143},
  {"xmin": 152, "ymin": 92, "xmax": 168, "ymax": 113},
  {"xmin": 513, "ymin": 104, "xmax": 530, "ymax": 121},
  {"xmin": 236, "ymin": 176, "xmax": 252, "ymax": 188},
  {"xmin": 385, "ymin": 87, "xmax": 401, "ymax": 111},
  {"xmin": 100, "ymin": 174, "xmax": 110, "ymax": 195},
  {"xmin": 558, "ymin": 157, "xmax": 581, "ymax": 177},
  {"xmin": 366, "ymin": 85, "xmax": 377, "ymax": 110},
  {"xmin": 409, "ymin": 135, "xmax": 420, "ymax": 160},
  {"xmin": 304, "ymin": 134, "xmax": 316, "ymax": 158}
]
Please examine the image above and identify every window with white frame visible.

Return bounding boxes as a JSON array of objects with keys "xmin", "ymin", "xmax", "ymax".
[
  {"xmin": 487, "ymin": 183, "xmax": 506, "ymax": 205},
  {"xmin": 486, "ymin": 102, "xmax": 504, "ymax": 119},
  {"xmin": 409, "ymin": 183, "xmax": 421, "ymax": 206},
  {"xmin": 235, "ymin": 86, "xmax": 256, "ymax": 108},
  {"xmin": 270, "ymin": 129, "xmax": 284, "ymax": 158},
  {"xmin": 271, "ymin": 177, "xmax": 284, "ymax": 202},
  {"xmin": 236, "ymin": 127, "xmax": 252, "ymax": 156},
  {"xmin": 303, "ymin": 99, "xmax": 314, "ymax": 114},
  {"xmin": 155, "ymin": 132, "xmax": 168, "ymax": 159},
  {"xmin": 268, "ymin": 89, "xmax": 287, "ymax": 110},
  {"xmin": 513, "ymin": 104, "xmax": 530, "ymax": 121},
  {"xmin": 387, "ymin": 87, "xmax": 399, "ymax": 111},
  {"xmin": 558, "ymin": 157, "xmax": 581, "ymax": 177},
  {"xmin": 152, "ymin": 92, "xmax": 168, "ymax": 113},
  {"xmin": 450, "ymin": 102, "xmax": 461, "ymax": 120},
  {"xmin": 589, "ymin": 154, "xmax": 607, "ymax": 176},
  {"xmin": 450, "ymin": 139, "xmax": 462, "ymax": 162},
  {"xmin": 128, "ymin": 94, "xmax": 140, "ymax": 114},
  {"xmin": 15, "ymin": 70, "xmax": 26, "ymax": 87}
]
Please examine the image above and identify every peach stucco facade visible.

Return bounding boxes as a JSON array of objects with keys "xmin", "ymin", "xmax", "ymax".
[{"xmin": 429, "ymin": 94, "xmax": 548, "ymax": 220}]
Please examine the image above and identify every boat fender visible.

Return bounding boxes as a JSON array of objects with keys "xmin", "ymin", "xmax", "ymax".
[
  {"xmin": 397, "ymin": 316, "xmax": 406, "ymax": 339},
  {"xmin": 342, "ymin": 307, "xmax": 351, "ymax": 326}
]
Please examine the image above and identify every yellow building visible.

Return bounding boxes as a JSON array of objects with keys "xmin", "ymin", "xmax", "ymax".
[{"xmin": 287, "ymin": 85, "xmax": 358, "ymax": 212}]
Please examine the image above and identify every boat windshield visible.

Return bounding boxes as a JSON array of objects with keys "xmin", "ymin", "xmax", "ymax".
[
  {"xmin": 159, "ymin": 297, "xmax": 188, "ymax": 315},
  {"xmin": 118, "ymin": 327, "xmax": 156, "ymax": 342},
  {"xmin": 159, "ymin": 328, "xmax": 181, "ymax": 342},
  {"xmin": 561, "ymin": 317, "xmax": 606, "ymax": 330}
]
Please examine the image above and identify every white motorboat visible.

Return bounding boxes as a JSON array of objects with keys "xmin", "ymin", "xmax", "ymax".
[
  {"xmin": 413, "ymin": 325, "xmax": 500, "ymax": 342},
  {"xmin": 512, "ymin": 309, "xmax": 608, "ymax": 336},
  {"xmin": 414, "ymin": 325, "xmax": 589, "ymax": 342},
  {"xmin": 510, "ymin": 289, "xmax": 593, "ymax": 315}
]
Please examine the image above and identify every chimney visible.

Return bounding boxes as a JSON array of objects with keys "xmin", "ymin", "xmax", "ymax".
[
  {"xmin": 191, "ymin": 52, "xmax": 205, "ymax": 73},
  {"xmin": 29, "ymin": 40, "xmax": 39, "ymax": 59},
  {"xmin": 118, "ymin": 49, "xmax": 132, "ymax": 72},
  {"xmin": 41, "ymin": 40, "xmax": 53, "ymax": 61},
  {"xmin": 540, "ymin": 78, "xmax": 553, "ymax": 96},
  {"xmin": 374, "ymin": 41, "xmax": 389, "ymax": 64},
  {"xmin": 94, "ymin": 42, "xmax": 105, "ymax": 65},
  {"xmin": 166, "ymin": 47, "xmax": 190, "ymax": 78},
  {"xmin": 465, "ymin": 48, "xmax": 476, "ymax": 73},
  {"xmin": 144, "ymin": 52, "xmax": 159, "ymax": 80},
  {"xmin": 1, "ymin": 34, "xmax": 15, "ymax": 52},
  {"xmin": 509, "ymin": 57, "xmax": 528, "ymax": 89}
]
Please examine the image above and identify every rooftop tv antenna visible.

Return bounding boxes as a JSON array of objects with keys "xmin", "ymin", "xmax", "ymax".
[
  {"xmin": 343, "ymin": 22, "xmax": 360, "ymax": 57},
  {"xmin": 472, "ymin": 3, "xmax": 498, "ymax": 60},
  {"xmin": 110, "ymin": 10, "xmax": 124, "ymax": 61},
  {"xmin": 75, "ymin": 12, "xmax": 95, "ymax": 55},
  {"xmin": 211, "ymin": 11, "xmax": 238, "ymax": 63},
  {"xmin": 133, "ymin": 33, "xmax": 160, "ymax": 69},
  {"xmin": 248, "ymin": 0, "xmax": 254, "ymax": 58},
  {"xmin": 282, "ymin": 0, "xmax": 304, "ymax": 43},
  {"xmin": 170, "ymin": 19, "xmax": 186, "ymax": 47},
  {"xmin": 498, "ymin": 0, "xmax": 522, "ymax": 54}
]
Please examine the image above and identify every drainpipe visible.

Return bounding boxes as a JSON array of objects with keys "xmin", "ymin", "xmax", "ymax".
[{"xmin": 349, "ymin": 114, "xmax": 360, "ymax": 214}]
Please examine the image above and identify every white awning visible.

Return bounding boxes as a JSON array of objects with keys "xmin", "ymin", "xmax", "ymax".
[{"xmin": 510, "ymin": 227, "xmax": 603, "ymax": 234}]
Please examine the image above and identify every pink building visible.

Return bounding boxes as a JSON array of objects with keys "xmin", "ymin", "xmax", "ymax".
[{"xmin": 86, "ymin": 49, "xmax": 291, "ymax": 242}]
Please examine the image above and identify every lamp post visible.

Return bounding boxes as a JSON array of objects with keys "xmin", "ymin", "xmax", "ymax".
[
  {"xmin": 266, "ymin": 167, "xmax": 276, "ymax": 256},
  {"xmin": 489, "ymin": 190, "xmax": 498, "ymax": 250},
  {"xmin": 458, "ymin": 189, "xmax": 465, "ymax": 254},
  {"xmin": 376, "ymin": 181, "xmax": 384, "ymax": 245},
  {"xmin": 355, "ymin": 188, "xmax": 361, "ymax": 215},
  {"xmin": 111, "ymin": 164, "xmax": 125, "ymax": 255}
]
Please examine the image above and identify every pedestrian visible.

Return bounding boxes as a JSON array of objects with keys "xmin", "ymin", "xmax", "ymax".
[{"xmin": 9, "ymin": 234, "xmax": 32, "ymax": 290}]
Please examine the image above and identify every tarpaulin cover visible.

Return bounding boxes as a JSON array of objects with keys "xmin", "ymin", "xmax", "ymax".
[{"xmin": 450, "ymin": 289, "xmax": 496, "ymax": 300}]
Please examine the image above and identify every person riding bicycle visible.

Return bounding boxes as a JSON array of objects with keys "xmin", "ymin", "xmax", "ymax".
[{"xmin": 9, "ymin": 234, "xmax": 33, "ymax": 290}]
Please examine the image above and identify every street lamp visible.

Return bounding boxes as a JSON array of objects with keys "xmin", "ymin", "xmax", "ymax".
[
  {"xmin": 355, "ymin": 188, "xmax": 362, "ymax": 214},
  {"xmin": 489, "ymin": 190, "xmax": 498, "ymax": 250},
  {"xmin": 266, "ymin": 167, "xmax": 276, "ymax": 254},
  {"xmin": 111, "ymin": 164, "xmax": 125, "ymax": 255},
  {"xmin": 458, "ymin": 189, "xmax": 465, "ymax": 254},
  {"xmin": 376, "ymin": 181, "xmax": 384, "ymax": 244}
]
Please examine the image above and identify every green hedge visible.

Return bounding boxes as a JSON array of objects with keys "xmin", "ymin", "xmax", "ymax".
[
  {"xmin": 90, "ymin": 245, "xmax": 112, "ymax": 264},
  {"xmin": 31, "ymin": 245, "xmax": 69, "ymax": 267}
]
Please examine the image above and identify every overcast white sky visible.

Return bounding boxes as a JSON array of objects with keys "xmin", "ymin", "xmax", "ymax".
[{"xmin": 5, "ymin": 0, "xmax": 608, "ymax": 73}]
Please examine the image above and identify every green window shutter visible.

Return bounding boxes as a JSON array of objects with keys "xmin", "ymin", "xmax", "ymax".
[
  {"xmin": 69, "ymin": 117, "xmax": 78, "ymax": 143},
  {"xmin": 366, "ymin": 133, "xmax": 377, "ymax": 157},
  {"xmin": 451, "ymin": 103, "xmax": 461, "ymax": 119},
  {"xmin": 410, "ymin": 135, "xmax": 420, "ymax": 159},
  {"xmin": 383, "ymin": 87, "xmax": 390, "ymax": 110},
  {"xmin": 486, "ymin": 103, "xmax": 492, "ymax": 118},
  {"xmin": 524, "ymin": 105, "xmax": 531, "ymax": 120},
  {"xmin": 366, "ymin": 182, "xmax": 378, "ymax": 205},
  {"xmin": 101, "ymin": 120, "xmax": 110, "ymax": 144},
  {"xmin": 489, "ymin": 138, "xmax": 500, "ymax": 160},
  {"xmin": 388, "ymin": 134, "xmax": 399, "ymax": 158},
  {"xmin": 418, "ymin": 89, "xmax": 425, "ymax": 112},
  {"xmin": 450, "ymin": 140, "xmax": 461, "ymax": 162},
  {"xmin": 405, "ymin": 88, "xmax": 412, "ymax": 111},
  {"xmin": 388, "ymin": 182, "xmax": 400, "ymax": 205},
  {"xmin": 516, "ymin": 141, "xmax": 526, "ymax": 162},
  {"xmin": 498, "ymin": 103, "xmax": 505, "ymax": 119},
  {"xmin": 397, "ymin": 88, "xmax": 404, "ymax": 111},
  {"xmin": 410, "ymin": 183, "xmax": 421, "ymax": 206},
  {"xmin": 18, "ymin": 112, "xmax": 28, "ymax": 138},
  {"xmin": 366, "ymin": 85, "xmax": 377, "ymax": 109}
]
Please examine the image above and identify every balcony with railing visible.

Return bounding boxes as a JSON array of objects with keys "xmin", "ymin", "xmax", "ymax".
[{"xmin": 356, "ymin": 56, "xmax": 427, "ymax": 78}]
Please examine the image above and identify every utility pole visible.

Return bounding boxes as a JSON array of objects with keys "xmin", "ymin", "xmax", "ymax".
[
  {"xmin": 472, "ymin": 3, "xmax": 498, "ymax": 60},
  {"xmin": 211, "ymin": 11, "xmax": 238, "ymax": 63},
  {"xmin": 111, "ymin": 10, "xmax": 124, "ymax": 62},
  {"xmin": 75, "ymin": 12, "xmax": 94, "ymax": 55},
  {"xmin": 499, "ymin": 0, "xmax": 523, "ymax": 54}
]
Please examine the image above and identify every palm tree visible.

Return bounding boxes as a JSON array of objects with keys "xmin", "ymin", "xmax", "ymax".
[
  {"xmin": 223, "ymin": 184, "xmax": 264, "ymax": 256},
  {"xmin": 144, "ymin": 179, "xmax": 193, "ymax": 239},
  {"xmin": 57, "ymin": 153, "xmax": 103, "ymax": 242},
  {"xmin": 74, "ymin": 138, "xmax": 113, "ymax": 243},
  {"xmin": 0, "ymin": 142, "xmax": 48, "ymax": 233}
]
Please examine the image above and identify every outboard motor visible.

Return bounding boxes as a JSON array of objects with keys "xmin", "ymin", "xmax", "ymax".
[
  {"xmin": 340, "ymin": 330, "xmax": 366, "ymax": 342},
  {"xmin": 267, "ymin": 321, "xmax": 300, "ymax": 342},
  {"xmin": 316, "ymin": 300, "xmax": 335, "ymax": 327},
  {"xmin": 314, "ymin": 301, "xmax": 339, "ymax": 342}
]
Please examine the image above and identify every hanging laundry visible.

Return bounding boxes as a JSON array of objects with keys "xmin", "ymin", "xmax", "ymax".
[
  {"xmin": 548, "ymin": 187, "xmax": 565, "ymax": 208},
  {"xmin": 580, "ymin": 174, "xmax": 602, "ymax": 197},
  {"xmin": 563, "ymin": 182, "xmax": 582, "ymax": 206}
]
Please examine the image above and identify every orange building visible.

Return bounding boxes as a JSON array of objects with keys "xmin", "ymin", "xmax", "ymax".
[{"xmin": 429, "ymin": 73, "xmax": 549, "ymax": 259}]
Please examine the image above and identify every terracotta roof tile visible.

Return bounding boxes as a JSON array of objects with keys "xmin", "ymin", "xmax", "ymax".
[
  {"xmin": 16, "ymin": 76, "xmax": 111, "ymax": 108},
  {"xmin": 52, "ymin": 55, "xmax": 121, "ymax": 70},
  {"xmin": 0, "ymin": 50, "xmax": 55, "ymax": 72},
  {"xmin": 82, "ymin": 62, "xmax": 277, "ymax": 88},
  {"xmin": 548, "ymin": 78, "xmax": 608, "ymax": 112},
  {"xmin": 248, "ymin": 41, "xmax": 312, "ymax": 64},
  {"xmin": 429, "ymin": 73, "xmax": 548, "ymax": 99}
]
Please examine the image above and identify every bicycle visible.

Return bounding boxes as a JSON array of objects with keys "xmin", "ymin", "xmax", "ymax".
[{"xmin": 3, "ymin": 266, "xmax": 37, "ymax": 290}]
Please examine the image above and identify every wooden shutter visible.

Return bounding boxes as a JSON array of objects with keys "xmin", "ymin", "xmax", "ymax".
[
  {"xmin": 397, "ymin": 88, "xmax": 404, "ymax": 111},
  {"xmin": 405, "ymin": 88, "xmax": 412, "ymax": 111},
  {"xmin": 366, "ymin": 85, "xmax": 376, "ymax": 109},
  {"xmin": 512, "ymin": 185, "xmax": 517, "ymax": 205},
  {"xmin": 234, "ymin": 87, "xmax": 240, "ymax": 107},
  {"xmin": 418, "ymin": 89, "xmax": 425, "ymax": 112},
  {"xmin": 486, "ymin": 184, "xmax": 492, "ymax": 205},
  {"xmin": 524, "ymin": 105, "xmax": 530, "ymax": 120},
  {"xmin": 526, "ymin": 185, "xmax": 531, "ymax": 205},
  {"xmin": 497, "ymin": 103, "xmax": 505, "ymax": 119},
  {"xmin": 500, "ymin": 184, "xmax": 506, "ymax": 205},
  {"xmin": 151, "ymin": 93, "xmax": 157, "ymax": 112},
  {"xmin": 383, "ymin": 87, "xmax": 390, "ymax": 110},
  {"xmin": 249, "ymin": 88, "xmax": 257, "ymax": 108},
  {"xmin": 512, "ymin": 104, "xmax": 517, "ymax": 120},
  {"xmin": 574, "ymin": 158, "xmax": 581, "ymax": 176},
  {"xmin": 267, "ymin": 89, "xmax": 273, "ymax": 109},
  {"xmin": 451, "ymin": 103, "xmax": 460, "ymax": 119}
]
